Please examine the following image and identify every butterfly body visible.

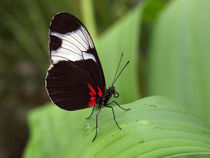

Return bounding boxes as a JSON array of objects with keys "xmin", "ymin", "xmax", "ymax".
[{"xmin": 97, "ymin": 86, "xmax": 117, "ymax": 106}]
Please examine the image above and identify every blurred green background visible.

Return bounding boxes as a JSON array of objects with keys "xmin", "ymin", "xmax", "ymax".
[{"xmin": 1, "ymin": 0, "xmax": 210, "ymax": 158}]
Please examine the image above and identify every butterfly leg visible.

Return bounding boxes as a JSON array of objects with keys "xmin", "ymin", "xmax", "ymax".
[
  {"xmin": 86, "ymin": 105, "xmax": 96, "ymax": 119},
  {"xmin": 107, "ymin": 100, "xmax": 130, "ymax": 111},
  {"xmin": 104, "ymin": 105, "xmax": 121, "ymax": 130},
  {"xmin": 92, "ymin": 106, "xmax": 101, "ymax": 142}
]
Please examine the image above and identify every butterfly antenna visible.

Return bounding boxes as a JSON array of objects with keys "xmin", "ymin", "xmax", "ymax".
[
  {"xmin": 112, "ymin": 60, "xmax": 130, "ymax": 86},
  {"xmin": 111, "ymin": 53, "xmax": 124, "ymax": 86}
]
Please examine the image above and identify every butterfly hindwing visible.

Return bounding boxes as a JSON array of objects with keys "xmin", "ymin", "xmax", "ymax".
[
  {"xmin": 46, "ymin": 12, "xmax": 106, "ymax": 110},
  {"xmin": 46, "ymin": 61, "xmax": 98, "ymax": 110}
]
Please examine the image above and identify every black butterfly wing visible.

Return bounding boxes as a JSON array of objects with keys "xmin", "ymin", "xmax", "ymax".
[
  {"xmin": 46, "ymin": 12, "xmax": 106, "ymax": 110},
  {"xmin": 46, "ymin": 61, "xmax": 98, "ymax": 110}
]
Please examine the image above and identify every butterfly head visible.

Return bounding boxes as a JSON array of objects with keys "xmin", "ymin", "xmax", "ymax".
[{"xmin": 108, "ymin": 86, "xmax": 119, "ymax": 98}]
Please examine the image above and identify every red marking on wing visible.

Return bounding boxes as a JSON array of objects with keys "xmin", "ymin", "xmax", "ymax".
[
  {"xmin": 104, "ymin": 86, "xmax": 107, "ymax": 94},
  {"xmin": 88, "ymin": 84, "xmax": 96, "ymax": 107},
  {"xmin": 97, "ymin": 86, "xmax": 102, "ymax": 97},
  {"xmin": 88, "ymin": 84, "xmax": 96, "ymax": 95},
  {"xmin": 89, "ymin": 92, "xmax": 94, "ymax": 96},
  {"xmin": 88, "ymin": 96, "xmax": 96, "ymax": 107}
]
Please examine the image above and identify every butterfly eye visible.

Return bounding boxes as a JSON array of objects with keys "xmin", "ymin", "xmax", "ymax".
[{"xmin": 114, "ymin": 92, "xmax": 119, "ymax": 98}]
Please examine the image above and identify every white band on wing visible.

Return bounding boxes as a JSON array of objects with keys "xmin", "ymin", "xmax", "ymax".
[{"xmin": 50, "ymin": 27, "xmax": 96, "ymax": 63}]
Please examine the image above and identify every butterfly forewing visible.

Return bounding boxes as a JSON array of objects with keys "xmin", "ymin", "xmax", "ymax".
[
  {"xmin": 50, "ymin": 13, "xmax": 94, "ymax": 62},
  {"xmin": 46, "ymin": 12, "xmax": 106, "ymax": 110}
]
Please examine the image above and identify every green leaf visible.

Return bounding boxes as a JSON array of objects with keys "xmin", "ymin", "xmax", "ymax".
[
  {"xmin": 147, "ymin": 0, "xmax": 210, "ymax": 124},
  {"xmin": 24, "ymin": 96, "xmax": 210, "ymax": 158},
  {"xmin": 96, "ymin": 4, "xmax": 143, "ymax": 104}
]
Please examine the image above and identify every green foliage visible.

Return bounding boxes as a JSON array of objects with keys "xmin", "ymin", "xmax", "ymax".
[
  {"xmin": 24, "ymin": 0, "xmax": 210, "ymax": 157},
  {"xmin": 147, "ymin": 0, "xmax": 210, "ymax": 124},
  {"xmin": 0, "ymin": 0, "xmax": 204, "ymax": 157},
  {"xmin": 96, "ymin": 5, "xmax": 143, "ymax": 104},
  {"xmin": 24, "ymin": 96, "xmax": 210, "ymax": 158}
]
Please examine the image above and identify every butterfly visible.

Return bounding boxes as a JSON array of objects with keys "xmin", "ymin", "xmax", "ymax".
[{"xmin": 45, "ymin": 12, "xmax": 130, "ymax": 141}]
